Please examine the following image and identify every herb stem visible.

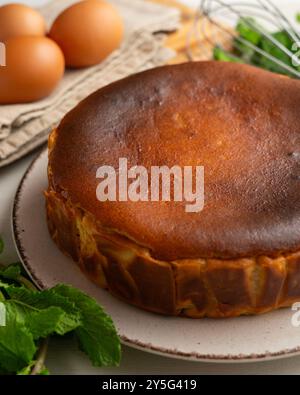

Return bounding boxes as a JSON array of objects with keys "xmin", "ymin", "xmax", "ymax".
[
  {"xmin": 19, "ymin": 275, "xmax": 39, "ymax": 291},
  {"xmin": 31, "ymin": 338, "xmax": 49, "ymax": 376},
  {"xmin": 0, "ymin": 262, "xmax": 39, "ymax": 291}
]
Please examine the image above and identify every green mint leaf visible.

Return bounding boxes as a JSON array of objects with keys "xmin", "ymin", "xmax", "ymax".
[
  {"xmin": 17, "ymin": 361, "xmax": 35, "ymax": 375},
  {"xmin": 213, "ymin": 46, "xmax": 244, "ymax": 63},
  {"xmin": 296, "ymin": 13, "xmax": 300, "ymax": 23},
  {"xmin": 27, "ymin": 306, "xmax": 80, "ymax": 339},
  {"xmin": 52, "ymin": 285, "xmax": 121, "ymax": 367},
  {"xmin": 0, "ymin": 302, "xmax": 36, "ymax": 373},
  {"xmin": 7, "ymin": 286, "xmax": 79, "ymax": 315},
  {"xmin": 234, "ymin": 18, "xmax": 262, "ymax": 63},
  {"xmin": 5, "ymin": 286, "xmax": 82, "ymax": 338},
  {"xmin": 0, "ymin": 278, "xmax": 11, "ymax": 289},
  {"xmin": 261, "ymin": 31, "xmax": 293, "ymax": 60},
  {"xmin": 38, "ymin": 367, "xmax": 50, "ymax": 375},
  {"xmin": 236, "ymin": 17, "xmax": 262, "ymax": 45},
  {"xmin": 0, "ymin": 263, "xmax": 22, "ymax": 281},
  {"xmin": 17, "ymin": 361, "xmax": 49, "ymax": 375}
]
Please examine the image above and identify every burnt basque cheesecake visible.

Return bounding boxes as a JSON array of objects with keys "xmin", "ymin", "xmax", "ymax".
[{"xmin": 46, "ymin": 61, "xmax": 300, "ymax": 318}]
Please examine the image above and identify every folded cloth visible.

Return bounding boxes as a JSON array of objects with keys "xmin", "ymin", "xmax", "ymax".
[{"xmin": 0, "ymin": 0, "xmax": 180, "ymax": 167}]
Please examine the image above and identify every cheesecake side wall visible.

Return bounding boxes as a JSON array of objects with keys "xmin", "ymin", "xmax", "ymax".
[{"xmin": 45, "ymin": 188, "xmax": 300, "ymax": 318}]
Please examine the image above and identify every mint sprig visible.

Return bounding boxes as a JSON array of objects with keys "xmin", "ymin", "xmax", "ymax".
[
  {"xmin": 0, "ymin": 236, "xmax": 121, "ymax": 374},
  {"xmin": 53, "ymin": 285, "xmax": 121, "ymax": 367}
]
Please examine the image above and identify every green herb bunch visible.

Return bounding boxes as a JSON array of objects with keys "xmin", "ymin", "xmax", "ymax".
[
  {"xmin": 214, "ymin": 14, "xmax": 300, "ymax": 77},
  {"xmin": 0, "ymin": 237, "xmax": 121, "ymax": 375}
]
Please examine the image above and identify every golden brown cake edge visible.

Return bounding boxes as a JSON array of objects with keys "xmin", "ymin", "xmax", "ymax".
[{"xmin": 45, "ymin": 185, "xmax": 300, "ymax": 318}]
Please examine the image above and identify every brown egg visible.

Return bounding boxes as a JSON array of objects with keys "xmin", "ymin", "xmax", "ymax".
[
  {"xmin": 49, "ymin": 0, "xmax": 124, "ymax": 68},
  {"xmin": 0, "ymin": 36, "xmax": 65, "ymax": 104},
  {"xmin": 0, "ymin": 3, "xmax": 46, "ymax": 42}
]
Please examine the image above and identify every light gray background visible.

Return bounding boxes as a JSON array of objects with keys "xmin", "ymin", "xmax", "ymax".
[{"xmin": 0, "ymin": 0, "xmax": 299, "ymax": 375}]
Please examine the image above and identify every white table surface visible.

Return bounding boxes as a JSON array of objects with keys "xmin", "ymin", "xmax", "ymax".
[{"xmin": 1, "ymin": 0, "xmax": 300, "ymax": 375}]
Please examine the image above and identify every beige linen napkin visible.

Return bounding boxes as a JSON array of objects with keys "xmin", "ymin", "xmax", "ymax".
[{"xmin": 0, "ymin": 0, "xmax": 180, "ymax": 167}]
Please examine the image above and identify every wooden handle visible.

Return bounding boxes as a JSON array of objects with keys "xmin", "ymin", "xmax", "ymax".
[{"xmin": 149, "ymin": 0, "xmax": 219, "ymax": 64}]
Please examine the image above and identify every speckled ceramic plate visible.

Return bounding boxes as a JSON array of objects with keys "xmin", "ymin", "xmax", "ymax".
[{"xmin": 12, "ymin": 149, "xmax": 300, "ymax": 363}]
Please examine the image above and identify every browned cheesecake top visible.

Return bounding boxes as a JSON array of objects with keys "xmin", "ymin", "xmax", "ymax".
[{"xmin": 49, "ymin": 61, "xmax": 300, "ymax": 261}]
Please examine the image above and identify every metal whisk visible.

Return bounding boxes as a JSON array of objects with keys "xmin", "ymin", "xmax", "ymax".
[{"xmin": 187, "ymin": 0, "xmax": 300, "ymax": 78}]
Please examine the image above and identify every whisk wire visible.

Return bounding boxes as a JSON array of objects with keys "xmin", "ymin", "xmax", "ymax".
[
  {"xmin": 204, "ymin": 0, "xmax": 295, "ymax": 58},
  {"xmin": 257, "ymin": 0, "xmax": 300, "ymax": 43},
  {"xmin": 191, "ymin": 0, "xmax": 300, "ymax": 78}
]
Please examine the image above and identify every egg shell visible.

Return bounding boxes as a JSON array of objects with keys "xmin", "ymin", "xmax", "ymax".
[
  {"xmin": 0, "ymin": 3, "xmax": 46, "ymax": 42},
  {"xmin": 49, "ymin": 0, "xmax": 124, "ymax": 68},
  {"xmin": 0, "ymin": 36, "xmax": 65, "ymax": 104}
]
